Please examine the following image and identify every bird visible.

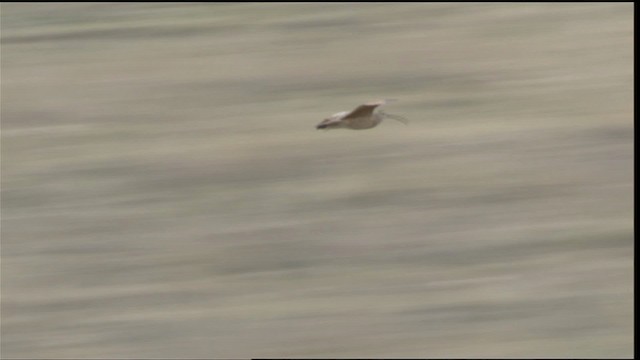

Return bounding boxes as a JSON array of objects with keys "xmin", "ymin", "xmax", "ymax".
[{"xmin": 316, "ymin": 99, "xmax": 408, "ymax": 130}]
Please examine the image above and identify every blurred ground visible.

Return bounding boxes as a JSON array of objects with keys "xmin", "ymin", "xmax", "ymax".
[{"xmin": 0, "ymin": 3, "xmax": 634, "ymax": 359}]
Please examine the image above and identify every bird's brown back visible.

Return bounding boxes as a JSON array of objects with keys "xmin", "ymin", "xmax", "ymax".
[{"xmin": 343, "ymin": 100, "xmax": 387, "ymax": 120}]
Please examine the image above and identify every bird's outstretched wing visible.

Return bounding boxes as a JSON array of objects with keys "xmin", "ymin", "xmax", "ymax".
[{"xmin": 343, "ymin": 99, "xmax": 394, "ymax": 119}]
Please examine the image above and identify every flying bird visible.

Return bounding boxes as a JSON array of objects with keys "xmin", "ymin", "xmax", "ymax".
[{"xmin": 316, "ymin": 99, "xmax": 408, "ymax": 130}]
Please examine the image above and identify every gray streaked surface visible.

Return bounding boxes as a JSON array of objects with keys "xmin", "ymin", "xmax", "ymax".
[{"xmin": 1, "ymin": 3, "xmax": 633, "ymax": 358}]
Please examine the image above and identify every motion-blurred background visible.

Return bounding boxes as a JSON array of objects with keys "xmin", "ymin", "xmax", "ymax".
[{"xmin": 1, "ymin": 3, "xmax": 634, "ymax": 358}]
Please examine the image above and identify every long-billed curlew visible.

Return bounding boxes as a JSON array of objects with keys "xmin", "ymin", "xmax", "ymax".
[{"xmin": 316, "ymin": 99, "xmax": 408, "ymax": 130}]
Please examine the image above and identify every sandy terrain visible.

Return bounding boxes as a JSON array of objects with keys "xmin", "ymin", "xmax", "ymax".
[{"xmin": 1, "ymin": 3, "xmax": 634, "ymax": 358}]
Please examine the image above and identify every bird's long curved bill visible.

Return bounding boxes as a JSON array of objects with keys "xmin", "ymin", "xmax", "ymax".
[{"xmin": 382, "ymin": 112, "xmax": 409, "ymax": 125}]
